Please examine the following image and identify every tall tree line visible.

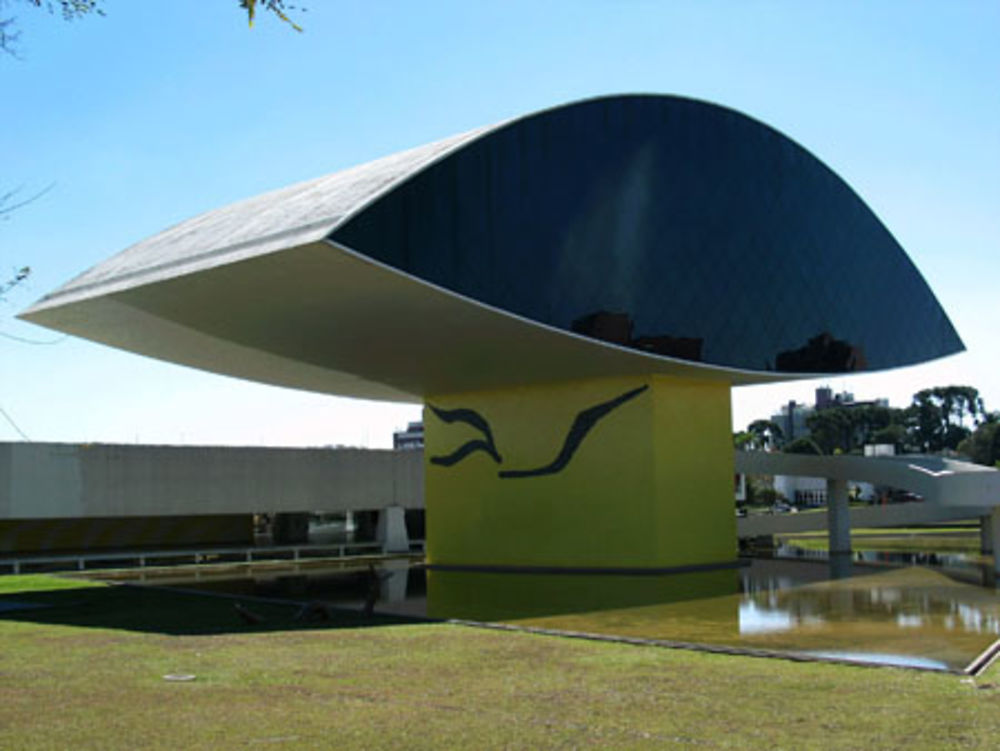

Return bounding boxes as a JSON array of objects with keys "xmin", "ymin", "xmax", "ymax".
[{"xmin": 737, "ymin": 385, "xmax": 1000, "ymax": 467}]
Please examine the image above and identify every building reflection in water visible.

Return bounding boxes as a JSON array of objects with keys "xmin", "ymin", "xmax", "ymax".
[{"xmin": 426, "ymin": 567, "xmax": 738, "ymax": 622}]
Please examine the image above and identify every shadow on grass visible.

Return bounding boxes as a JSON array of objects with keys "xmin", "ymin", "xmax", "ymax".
[{"xmin": 0, "ymin": 583, "xmax": 422, "ymax": 636}]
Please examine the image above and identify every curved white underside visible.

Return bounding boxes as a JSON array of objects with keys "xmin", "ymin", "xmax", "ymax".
[{"xmin": 20, "ymin": 240, "xmax": 802, "ymax": 400}]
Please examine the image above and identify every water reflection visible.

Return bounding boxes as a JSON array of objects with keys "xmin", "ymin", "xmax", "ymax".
[
  {"xmin": 777, "ymin": 543, "xmax": 979, "ymax": 570},
  {"xmin": 807, "ymin": 651, "xmax": 949, "ymax": 670},
  {"xmin": 776, "ymin": 543, "xmax": 994, "ymax": 587},
  {"xmin": 108, "ymin": 555, "xmax": 1000, "ymax": 672},
  {"xmin": 426, "ymin": 568, "xmax": 736, "ymax": 622},
  {"xmin": 503, "ymin": 563, "xmax": 1000, "ymax": 671}
]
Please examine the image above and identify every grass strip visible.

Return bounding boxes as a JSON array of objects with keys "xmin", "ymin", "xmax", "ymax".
[
  {"xmin": 778, "ymin": 528, "xmax": 983, "ymax": 554},
  {"xmin": 1, "ymin": 574, "xmax": 1000, "ymax": 748}
]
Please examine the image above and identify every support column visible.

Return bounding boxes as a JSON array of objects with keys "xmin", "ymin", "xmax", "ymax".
[
  {"xmin": 376, "ymin": 505, "xmax": 410, "ymax": 553},
  {"xmin": 827, "ymin": 478, "xmax": 852, "ymax": 579},
  {"xmin": 986, "ymin": 508, "xmax": 1000, "ymax": 581},
  {"xmin": 981, "ymin": 514, "xmax": 994, "ymax": 555},
  {"xmin": 827, "ymin": 478, "xmax": 852, "ymax": 554},
  {"xmin": 379, "ymin": 558, "xmax": 411, "ymax": 602}
]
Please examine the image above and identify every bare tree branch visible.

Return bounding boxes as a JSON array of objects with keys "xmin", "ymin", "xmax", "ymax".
[
  {"xmin": 0, "ymin": 183, "xmax": 54, "ymax": 218},
  {"xmin": 1, "ymin": 266, "xmax": 30, "ymax": 300},
  {"xmin": 0, "ymin": 16, "xmax": 19, "ymax": 55}
]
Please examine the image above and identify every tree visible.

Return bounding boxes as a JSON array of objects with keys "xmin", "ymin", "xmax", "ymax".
[
  {"xmin": 1, "ymin": 1, "xmax": 102, "ymax": 55},
  {"xmin": 870, "ymin": 422, "xmax": 907, "ymax": 452},
  {"xmin": 0, "ymin": 0, "xmax": 303, "ymax": 56},
  {"xmin": 745, "ymin": 419, "xmax": 783, "ymax": 450},
  {"xmin": 2, "ymin": 2, "xmax": 303, "ymax": 290},
  {"xmin": 804, "ymin": 403, "xmax": 909, "ymax": 455},
  {"xmin": 241, "ymin": 0, "xmax": 303, "ymax": 31},
  {"xmin": 849, "ymin": 405, "xmax": 897, "ymax": 445},
  {"xmin": 906, "ymin": 386, "xmax": 984, "ymax": 453},
  {"xmin": 783, "ymin": 436, "xmax": 822, "ymax": 455},
  {"xmin": 805, "ymin": 407, "xmax": 853, "ymax": 454},
  {"xmin": 742, "ymin": 474, "xmax": 784, "ymax": 507},
  {"xmin": 957, "ymin": 413, "xmax": 1000, "ymax": 467}
]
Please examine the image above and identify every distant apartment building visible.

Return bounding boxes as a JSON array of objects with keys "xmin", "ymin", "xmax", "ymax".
[
  {"xmin": 765, "ymin": 387, "xmax": 889, "ymax": 506},
  {"xmin": 772, "ymin": 399, "xmax": 813, "ymax": 445},
  {"xmin": 771, "ymin": 386, "xmax": 889, "ymax": 445},
  {"xmin": 393, "ymin": 421, "xmax": 424, "ymax": 450}
]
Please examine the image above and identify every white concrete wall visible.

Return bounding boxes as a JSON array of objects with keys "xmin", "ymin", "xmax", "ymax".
[
  {"xmin": 0, "ymin": 442, "xmax": 424, "ymax": 519},
  {"xmin": 774, "ymin": 475, "xmax": 826, "ymax": 504}
]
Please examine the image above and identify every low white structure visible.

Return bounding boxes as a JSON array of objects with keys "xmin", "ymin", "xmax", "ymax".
[
  {"xmin": 5, "ymin": 441, "xmax": 1000, "ymax": 570},
  {"xmin": 773, "ymin": 474, "xmax": 828, "ymax": 506},
  {"xmin": 0, "ymin": 442, "xmax": 423, "ymax": 519},
  {"xmin": 772, "ymin": 474, "xmax": 877, "ymax": 506},
  {"xmin": 0, "ymin": 441, "xmax": 423, "ymax": 556},
  {"xmin": 735, "ymin": 450, "xmax": 1000, "ymax": 572}
]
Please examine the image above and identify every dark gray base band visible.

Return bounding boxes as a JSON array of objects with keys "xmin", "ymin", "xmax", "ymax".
[{"xmin": 422, "ymin": 559, "xmax": 747, "ymax": 576}]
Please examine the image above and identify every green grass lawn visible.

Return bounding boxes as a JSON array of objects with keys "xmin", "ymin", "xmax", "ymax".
[
  {"xmin": 779, "ymin": 527, "xmax": 984, "ymax": 555},
  {"xmin": 2, "ymin": 574, "xmax": 1000, "ymax": 750}
]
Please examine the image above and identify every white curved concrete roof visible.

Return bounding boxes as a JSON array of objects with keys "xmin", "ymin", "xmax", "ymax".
[
  {"xmin": 18, "ymin": 113, "xmax": 802, "ymax": 399},
  {"xmin": 27, "ymin": 126, "xmax": 491, "ymax": 311},
  {"xmin": 23, "ymin": 94, "xmax": 946, "ymax": 399}
]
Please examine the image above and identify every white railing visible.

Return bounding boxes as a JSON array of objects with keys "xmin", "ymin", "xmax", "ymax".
[{"xmin": 0, "ymin": 539, "xmax": 426, "ymax": 575}]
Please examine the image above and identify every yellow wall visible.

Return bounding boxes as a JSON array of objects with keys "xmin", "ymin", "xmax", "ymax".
[{"xmin": 424, "ymin": 374, "xmax": 735, "ymax": 570}]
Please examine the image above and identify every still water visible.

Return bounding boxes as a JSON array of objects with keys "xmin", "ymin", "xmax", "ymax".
[
  {"xmin": 503, "ymin": 562, "xmax": 1000, "ymax": 672},
  {"xmin": 111, "ymin": 556, "xmax": 1000, "ymax": 673}
]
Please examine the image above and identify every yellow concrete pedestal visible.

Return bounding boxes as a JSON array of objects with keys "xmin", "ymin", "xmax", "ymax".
[
  {"xmin": 424, "ymin": 374, "xmax": 736, "ymax": 606},
  {"xmin": 424, "ymin": 376, "xmax": 736, "ymax": 620}
]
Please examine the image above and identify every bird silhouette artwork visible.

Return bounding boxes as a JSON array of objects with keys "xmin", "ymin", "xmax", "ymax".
[{"xmin": 428, "ymin": 384, "xmax": 649, "ymax": 479}]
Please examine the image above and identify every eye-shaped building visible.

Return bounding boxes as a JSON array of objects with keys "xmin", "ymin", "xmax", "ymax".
[{"xmin": 22, "ymin": 95, "xmax": 961, "ymax": 612}]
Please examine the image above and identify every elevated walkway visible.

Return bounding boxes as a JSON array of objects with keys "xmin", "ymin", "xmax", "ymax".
[
  {"xmin": 734, "ymin": 451, "xmax": 1000, "ymax": 572},
  {"xmin": 0, "ymin": 441, "xmax": 423, "ymax": 520}
]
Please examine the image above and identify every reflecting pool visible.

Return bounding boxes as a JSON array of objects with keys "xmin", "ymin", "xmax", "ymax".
[
  {"xmin": 502, "ymin": 563, "xmax": 1000, "ymax": 671},
  {"xmin": 98, "ymin": 556, "xmax": 1000, "ymax": 672}
]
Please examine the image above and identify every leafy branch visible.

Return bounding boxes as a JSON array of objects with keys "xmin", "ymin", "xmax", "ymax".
[
  {"xmin": 241, "ymin": 0, "xmax": 304, "ymax": 32},
  {"xmin": 1, "ymin": 0, "xmax": 305, "ymax": 56}
]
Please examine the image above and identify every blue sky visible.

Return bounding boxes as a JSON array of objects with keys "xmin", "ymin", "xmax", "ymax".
[{"xmin": 2, "ymin": 1, "xmax": 997, "ymax": 447}]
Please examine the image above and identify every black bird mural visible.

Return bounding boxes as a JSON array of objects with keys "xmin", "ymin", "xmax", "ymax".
[
  {"xmin": 428, "ymin": 384, "xmax": 649, "ymax": 479},
  {"xmin": 427, "ymin": 405, "xmax": 503, "ymax": 467}
]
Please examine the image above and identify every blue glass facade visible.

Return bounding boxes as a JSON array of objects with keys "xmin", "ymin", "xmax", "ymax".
[{"xmin": 331, "ymin": 95, "xmax": 961, "ymax": 374}]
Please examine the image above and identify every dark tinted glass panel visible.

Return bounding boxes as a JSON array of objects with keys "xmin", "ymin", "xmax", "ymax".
[{"xmin": 332, "ymin": 96, "xmax": 962, "ymax": 374}]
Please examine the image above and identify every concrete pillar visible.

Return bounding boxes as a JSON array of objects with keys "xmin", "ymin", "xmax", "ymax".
[
  {"xmin": 376, "ymin": 505, "xmax": 410, "ymax": 553},
  {"xmin": 827, "ymin": 478, "xmax": 852, "ymax": 554},
  {"xmin": 981, "ymin": 515, "xmax": 994, "ymax": 555},
  {"xmin": 379, "ymin": 558, "xmax": 410, "ymax": 603},
  {"xmin": 986, "ymin": 508, "xmax": 1000, "ymax": 580},
  {"xmin": 827, "ymin": 478, "xmax": 852, "ymax": 580}
]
